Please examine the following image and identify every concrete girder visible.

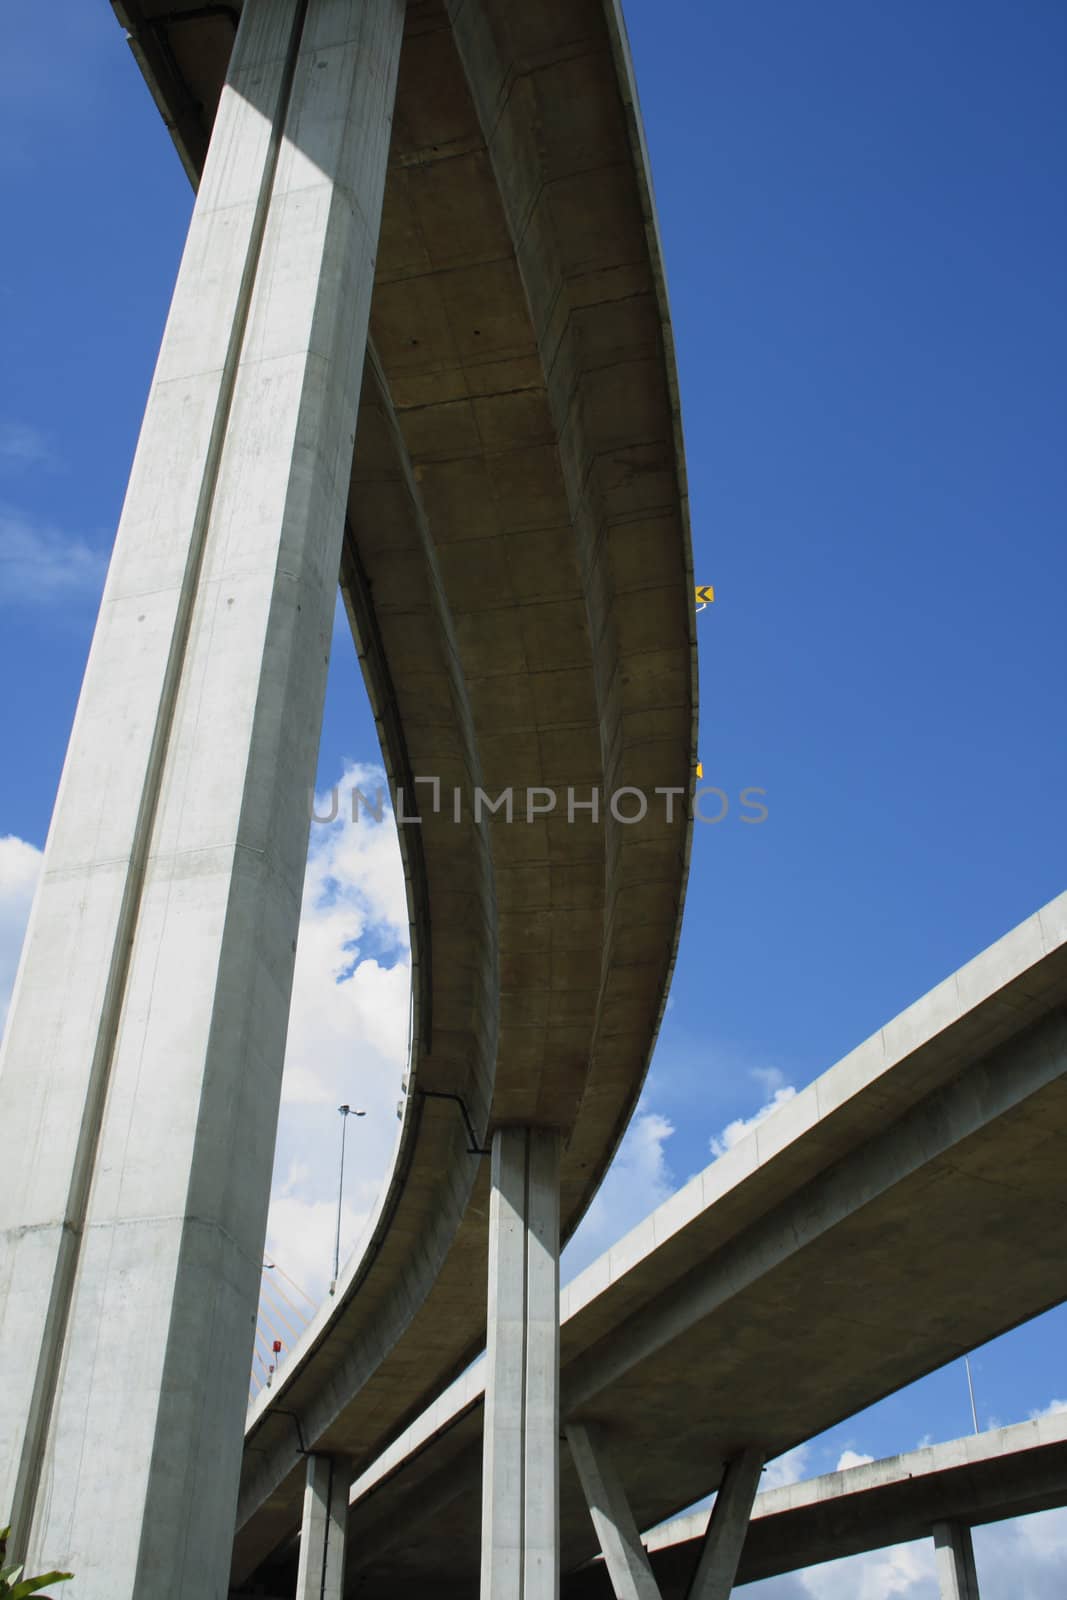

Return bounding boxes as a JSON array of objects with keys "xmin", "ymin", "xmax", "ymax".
[
  {"xmin": 329, "ymin": 898, "xmax": 1067, "ymax": 1592},
  {"xmin": 573, "ymin": 1409, "xmax": 1067, "ymax": 1597},
  {"xmin": 232, "ymin": 0, "xmax": 696, "ymax": 1579}
]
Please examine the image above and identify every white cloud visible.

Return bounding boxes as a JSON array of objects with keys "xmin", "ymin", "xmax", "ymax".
[
  {"xmin": 750, "ymin": 1420, "xmax": 1067, "ymax": 1598},
  {"xmin": 752, "ymin": 1064, "xmax": 790, "ymax": 1097},
  {"xmin": 0, "ymin": 834, "xmax": 42, "ymax": 1034},
  {"xmin": 562, "ymin": 1108, "xmax": 677, "ymax": 1281},
  {"xmin": 762, "ymin": 1442, "xmax": 815, "ymax": 1491},
  {"xmin": 0, "ymin": 506, "xmax": 107, "ymax": 606},
  {"xmin": 1029, "ymin": 1398, "xmax": 1067, "ymax": 1420},
  {"xmin": 263, "ymin": 764, "xmax": 411, "ymax": 1312},
  {"xmin": 710, "ymin": 1083, "xmax": 797, "ymax": 1158},
  {"xmin": 836, "ymin": 1449, "xmax": 875, "ymax": 1471},
  {"xmin": 973, "ymin": 1507, "xmax": 1067, "ymax": 1598}
]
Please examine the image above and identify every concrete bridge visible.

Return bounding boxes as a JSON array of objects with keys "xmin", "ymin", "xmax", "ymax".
[
  {"xmin": 0, "ymin": 2, "xmax": 693, "ymax": 1595},
  {"xmin": 239, "ymin": 894, "xmax": 1067, "ymax": 1594},
  {"xmin": 1, "ymin": 4, "xmax": 1064, "ymax": 1598}
]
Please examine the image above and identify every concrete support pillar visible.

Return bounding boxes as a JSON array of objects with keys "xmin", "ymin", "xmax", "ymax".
[
  {"xmin": 686, "ymin": 1447, "xmax": 764, "ymax": 1600},
  {"xmin": 566, "ymin": 1422, "xmax": 662, "ymax": 1600},
  {"xmin": 481, "ymin": 1127, "xmax": 562, "ymax": 1600},
  {"xmin": 296, "ymin": 1455, "xmax": 352, "ymax": 1600},
  {"xmin": 933, "ymin": 1522, "xmax": 981, "ymax": 1600},
  {"xmin": 0, "ymin": 0, "xmax": 404, "ymax": 1593}
]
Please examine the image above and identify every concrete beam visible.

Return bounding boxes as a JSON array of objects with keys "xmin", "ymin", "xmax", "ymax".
[
  {"xmin": 566, "ymin": 1423, "xmax": 662, "ymax": 1600},
  {"xmin": 686, "ymin": 1448, "xmax": 764, "ymax": 1600},
  {"xmin": 564, "ymin": 1414, "xmax": 1067, "ymax": 1596},
  {"xmin": 0, "ymin": 0, "xmax": 403, "ymax": 1590},
  {"xmin": 562, "ymin": 1013, "xmax": 1067, "ymax": 1421},
  {"xmin": 296, "ymin": 1456, "xmax": 351, "ymax": 1600},
  {"xmin": 482, "ymin": 1128, "xmax": 562, "ymax": 1600},
  {"xmin": 933, "ymin": 1522, "xmax": 980, "ymax": 1600}
]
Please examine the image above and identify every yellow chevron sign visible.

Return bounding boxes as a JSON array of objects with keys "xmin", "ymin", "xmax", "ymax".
[{"xmin": 695, "ymin": 584, "xmax": 715, "ymax": 606}]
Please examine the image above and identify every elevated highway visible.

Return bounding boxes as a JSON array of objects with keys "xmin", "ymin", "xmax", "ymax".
[
  {"xmin": 567, "ymin": 1410, "xmax": 1067, "ymax": 1595},
  {"xmin": 102, "ymin": 0, "xmax": 697, "ymax": 1586},
  {"xmin": 238, "ymin": 893, "xmax": 1067, "ymax": 1593}
]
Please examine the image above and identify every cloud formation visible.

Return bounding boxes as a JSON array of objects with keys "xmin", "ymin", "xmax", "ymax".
[
  {"xmin": 263, "ymin": 763, "xmax": 411, "ymax": 1309},
  {"xmin": 710, "ymin": 1073, "xmax": 797, "ymax": 1159},
  {"xmin": 563, "ymin": 1107, "xmax": 677, "ymax": 1281},
  {"xmin": 0, "ymin": 506, "xmax": 106, "ymax": 607}
]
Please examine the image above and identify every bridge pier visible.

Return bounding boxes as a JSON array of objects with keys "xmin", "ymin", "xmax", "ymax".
[
  {"xmin": 566, "ymin": 1422, "xmax": 662, "ymax": 1600},
  {"xmin": 686, "ymin": 1447, "xmax": 764, "ymax": 1600},
  {"xmin": 296, "ymin": 1455, "xmax": 352, "ymax": 1600},
  {"xmin": 933, "ymin": 1521, "xmax": 981, "ymax": 1599},
  {"xmin": 0, "ymin": 0, "xmax": 403, "ymax": 1591},
  {"xmin": 481, "ymin": 1127, "xmax": 562, "ymax": 1600}
]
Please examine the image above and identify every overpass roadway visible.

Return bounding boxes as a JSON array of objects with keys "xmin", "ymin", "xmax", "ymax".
[
  {"xmin": 239, "ymin": 892, "xmax": 1067, "ymax": 1594},
  {"xmin": 230, "ymin": 1413, "xmax": 1067, "ymax": 1596},
  {"xmin": 565, "ymin": 1409, "xmax": 1067, "ymax": 1595},
  {"xmin": 108, "ymin": 0, "xmax": 696, "ymax": 1585}
]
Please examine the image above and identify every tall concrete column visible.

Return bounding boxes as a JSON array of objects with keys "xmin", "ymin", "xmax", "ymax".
[
  {"xmin": 481, "ymin": 1127, "xmax": 562, "ymax": 1600},
  {"xmin": 933, "ymin": 1522, "xmax": 981, "ymax": 1599},
  {"xmin": 296, "ymin": 1455, "xmax": 352, "ymax": 1600},
  {"xmin": 687, "ymin": 1447, "xmax": 764, "ymax": 1600},
  {"xmin": 0, "ymin": 0, "xmax": 404, "ymax": 1593}
]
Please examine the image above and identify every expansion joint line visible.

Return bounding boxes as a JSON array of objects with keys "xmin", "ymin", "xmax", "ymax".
[{"xmin": 8, "ymin": 0, "xmax": 311, "ymax": 1556}]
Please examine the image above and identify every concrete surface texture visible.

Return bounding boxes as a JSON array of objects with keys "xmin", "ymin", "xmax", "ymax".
[
  {"xmin": 225, "ymin": 0, "xmax": 697, "ymax": 1580},
  {"xmin": 932, "ymin": 1523, "xmax": 981, "ymax": 1600},
  {"xmin": 295, "ymin": 1455, "xmax": 351, "ymax": 1600},
  {"xmin": 685, "ymin": 1448, "xmax": 765, "ymax": 1600},
  {"xmin": 566, "ymin": 1423, "xmax": 663, "ymax": 1600},
  {"xmin": 4, "ymin": 0, "xmax": 696, "ymax": 1592},
  {"xmin": 283, "ymin": 893, "xmax": 1067, "ymax": 1595},
  {"xmin": 0, "ymin": 1, "xmax": 403, "ymax": 1592},
  {"xmin": 229, "ymin": 1412, "xmax": 1067, "ymax": 1597},
  {"xmin": 580, "ymin": 1409, "xmax": 1067, "ymax": 1595},
  {"xmin": 482, "ymin": 1129, "xmax": 562, "ymax": 1599}
]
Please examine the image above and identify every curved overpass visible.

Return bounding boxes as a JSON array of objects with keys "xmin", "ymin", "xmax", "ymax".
[{"xmin": 110, "ymin": 0, "xmax": 697, "ymax": 1582}]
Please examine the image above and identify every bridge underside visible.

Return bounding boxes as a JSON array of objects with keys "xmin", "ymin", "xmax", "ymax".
[
  {"xmin": 252, "ymin": 899, "xmax": 1067, "ymax": 1595},
  {"xmin": 0, "ymin": 2, "xmax": 694, "ymax": 1595}
]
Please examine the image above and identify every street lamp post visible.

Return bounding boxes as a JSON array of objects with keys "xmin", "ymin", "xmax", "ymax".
[{"xmin": 329, "ymin": 1103, "xmax": 365, "ymax": 1295}]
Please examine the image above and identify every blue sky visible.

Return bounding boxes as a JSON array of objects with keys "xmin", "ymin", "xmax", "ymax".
[{"xmin": 1, "ymin": 2, "xmax": 1065, "ymax": 1592}]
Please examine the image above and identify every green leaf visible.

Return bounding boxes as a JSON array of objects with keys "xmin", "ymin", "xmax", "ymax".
[{"xmin": 8, "ymin": 1574, "xmax": 74, "ymax": 1598}]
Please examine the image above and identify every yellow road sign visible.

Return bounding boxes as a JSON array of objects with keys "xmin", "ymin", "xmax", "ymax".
[{"xmin": 695, "ymin": 584, "xmax": 715, "ymax": 607}]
